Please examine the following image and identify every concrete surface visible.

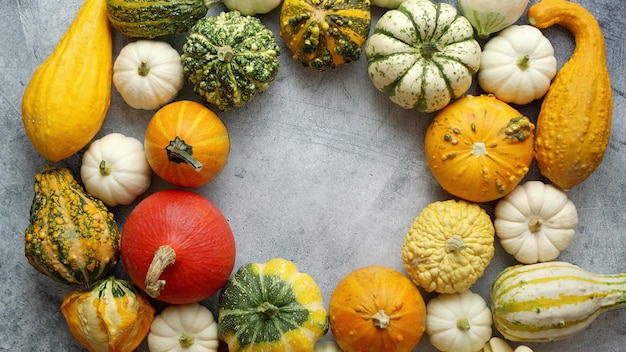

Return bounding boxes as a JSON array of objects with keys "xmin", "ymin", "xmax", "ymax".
[{"xmin": 1, "ymin": 0, "xmax": 624, "ymax": 351}]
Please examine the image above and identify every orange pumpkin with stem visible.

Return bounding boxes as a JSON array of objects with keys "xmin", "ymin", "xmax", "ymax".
[
  {"xmin": 144, "ymin": 100, "xmax": 230, "ymax": 188},
  {"xmin": 328, "ymin": 266, "xmax": 426, "ymax": 352},
  {"xmin": 424, "ymin": 94, "xmax": 535, "ymax": 203}
]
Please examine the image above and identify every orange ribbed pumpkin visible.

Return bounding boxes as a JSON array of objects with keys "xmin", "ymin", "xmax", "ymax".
[
  {"xmin": 328, "ymin": 266, "xmax": 426, "ymax": 352},
  {"xmin": 144, "ymin": 100, "xmax": 230, "ymax": 188},
  {"xmin": 424, "ymin": 94, "xmax": 535, "ymax": 202}
]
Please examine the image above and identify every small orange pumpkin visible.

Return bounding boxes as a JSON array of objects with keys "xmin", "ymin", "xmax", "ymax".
[
  {"xmin": 328, "ymin": 266, "xmax": 426, "ymax": 352},
  {"xmin": 144, "ymin": 100, "xmax": 230, "ymax": 188},
  {"xmin": 424, "ymin": 94, "xmax": 535, "ymax": 203}
]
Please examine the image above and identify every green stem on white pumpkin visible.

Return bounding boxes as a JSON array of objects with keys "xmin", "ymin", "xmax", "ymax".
[
  {"xmin": 179, "ymin": 332, "xmax": 195, "ymax": 348},
  {"xmin": 420, "ymin": 42, "xmax": 441, "ymax": 59},
  {"xmin": 166, "ymin": 136, "xmax": 203, "ymax": 171},
  {"xmin": 372, "ymin": 309, "xmax": 390, "ymax": 329},
  {"xmin": 528, "ymin": 218, "xmax": 543, "ymax": 233},
  {"xmin": 517, "ymin": 54, "xmax": 531, "ymax": 70},
  {"xmin": 457, "ymin": 317, "xmax": 471, "ymax": 331},
  {"xmin": 99, "ymin": 160, "xmax": 112, "ymax": 176},
  {"xmin": 138, "ymin": 60, "xmax": 151, "ymax": 76},
  {"xmin": 145, "ymin": 245, "xmax": 177, "ymax": 298}
]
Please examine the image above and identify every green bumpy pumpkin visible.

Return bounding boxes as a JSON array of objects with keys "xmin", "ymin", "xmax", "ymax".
[
  {"xmin": 181, "ymin": 11, "xmax": 281, "ymax": 111},
  {"xmin": 106, "ymin": 0, "xmax": 211, "ymax": 38},
  {"xmin": 24, "ymin": 166, "xmax": 120, "ymax": 288},
  {"xmin": 218, "ymin": 258, "xmax": 329, "ymax": 352}
]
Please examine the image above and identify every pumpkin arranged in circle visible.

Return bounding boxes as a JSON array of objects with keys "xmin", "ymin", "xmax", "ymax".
[
  {"xmin": 121, "ymin": 189, "xmax": 236, "ymax": 304},
  {"xmin": 144, "ymin": 100, "xmax": 230, "ymax": 188},
  {"xmin": 402, "ymin": 199, "xmax": 495, "ymax": 294},
  {"xmin": 328, "ymin": 266, "xmax": 427, "ymax": 352},
  {"xmin": 218, "ymin": 257, "xmax": 329, "ymax": 352},
  {"xmin": 424, "ymin": 94, "xmax": 535, "ymax": 203}
]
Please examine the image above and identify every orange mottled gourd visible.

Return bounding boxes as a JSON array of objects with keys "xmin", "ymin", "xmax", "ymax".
[
  {"xmin": 529, "ymin": 0, "xmax": 612, "ymax": 190},
  {"xmin": 424, "ymin": 95, "xmax": 535, "ymax": 203},
  {"xmin": 21, "ymin": 0, "xmax": 112, "ymax": 162},
  {"xmin": 328, "ymin": 266, "xmax": 426, "ymax": 352}
]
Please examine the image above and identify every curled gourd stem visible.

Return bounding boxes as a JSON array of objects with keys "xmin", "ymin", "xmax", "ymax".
[
  {"xmin": 166, "ymin": 136, "xmax": 203, "ymax": 171},
  {"xmin": 145, "ymin": 245, "xmax": 177, "ymax": 298},
  {"xmin": 445, "ymin": 235, "xmax": 468, "ymax": 254},
  {"xmin": 372, "ymin": 309, "xmax": 390, "ymax": 329}
]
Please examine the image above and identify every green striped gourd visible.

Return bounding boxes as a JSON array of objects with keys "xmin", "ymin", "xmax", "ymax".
[
  {"xmin": 491, "ymin": 261, "xmax": 626, "ymax": 342},
  {"xmin": 105, "ymin": 0, "xmax": 210, "ymax": 38},
  {"xmin": 24, "ymin": 166, "xmax": 120, "ymax": 288}
]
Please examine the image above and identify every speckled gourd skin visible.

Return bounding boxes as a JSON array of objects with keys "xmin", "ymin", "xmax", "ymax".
[
  {"xmin": 24, "ymin": 167, "xmax": 120, "ymax": 288},
  {"xmin": 529, "ymin": 0, "xmax": 613, "ymax": 190}
]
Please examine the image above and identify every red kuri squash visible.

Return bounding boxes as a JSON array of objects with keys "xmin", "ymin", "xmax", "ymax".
[
  {"xmin": 121, "ymin": 189, "xmax": 236, "ymax": 304},
  {"xmin": 144, "ymin": 100, "xmax": 230, "ymax": 188}
]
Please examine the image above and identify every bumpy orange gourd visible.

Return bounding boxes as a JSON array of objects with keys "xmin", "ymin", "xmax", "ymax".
[
  {"xmin": 424, "ymin": 95, "xmax": 535, "ymax": 203},
  {"xmin": 328, "ymin": 266, "xmax": 426, "ymax": 352},
  {"xmin": 144, "ymin": 100, "xmax": 230, "ymax": 188},
  {"xmin": 21, "ymin": 0, "xmax": 112, "ymax": 162},
  {"xmin": 529, "ymin": 0, "xmax": 612, "ymax": 190}
]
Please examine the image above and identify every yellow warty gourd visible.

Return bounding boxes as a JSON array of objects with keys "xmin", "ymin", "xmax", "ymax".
[{"xmin": 21, "ymin": 0, "xmax": 112, "ymax": 162}]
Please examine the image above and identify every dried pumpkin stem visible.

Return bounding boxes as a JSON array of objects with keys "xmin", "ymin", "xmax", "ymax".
[
  {"xmin": 445, "ymin": 235, "xmax": 467, "ymax": 253},
  {"xmin": 528, "ymin": 218, "xmax": 543, "ymax": 233},
  {"xmin": 145, "ymin": 245, "xmax": 177, "ymax": 298},
  {"xmin": 166, "ymin": 136, "xmax": 203, "ymax": 171},
  {"xmin": 372, "ymin": 309, "xmax": 390, "ymax": 329}
]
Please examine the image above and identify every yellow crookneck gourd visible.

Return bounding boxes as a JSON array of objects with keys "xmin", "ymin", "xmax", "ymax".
[
  {"xmin": 21, "ymin": 0, "xmax": 112, "ymax": 162},
  {"xmin": 529, "ymin": 0, "xmax": 612, "ymax": 190}
]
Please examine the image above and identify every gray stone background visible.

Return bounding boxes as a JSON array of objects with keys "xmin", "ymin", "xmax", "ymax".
[{"xmin": 1, "ymin": 0, "xmax": 624, "ymax": 351}]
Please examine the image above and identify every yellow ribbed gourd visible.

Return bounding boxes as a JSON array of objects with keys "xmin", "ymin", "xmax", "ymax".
[
  {"xmin": 528, "ymin": 0, "xmax": 612, "ymax": 190},
  {"xmin": 21, "ymin": 0, "xmax": 112, "ymax": 162}
]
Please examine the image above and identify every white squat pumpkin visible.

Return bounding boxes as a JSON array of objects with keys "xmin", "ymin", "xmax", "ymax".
[
  {"xmin": 113, "ymin": 40, "xmax": 185, "ymax": 110},
  {"xmin": 365, "ymin": 0, "xmax": 481, "ymax": 113},
  {"xmin": 426, "ymin": 290, "xmax": 493, "ymax": 352},
  {"xmin": 494, "ymin": 181, "xmax": 578, "ymax": 264},
  {"xmin": 80, "ymin": 133, "xmax": 152, "ymax": 207},
  {"xmin": 478, "ymin": 25, "xmax": 557, "ymax": 105},
  {"xmin": 147, "ymin": 303, "xmax": 219, "ymax": 352}
]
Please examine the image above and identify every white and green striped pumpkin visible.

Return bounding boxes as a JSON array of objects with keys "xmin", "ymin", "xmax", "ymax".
[
  {"xmin": 491, "ymin": 261, "xmax": 626, "ymax": 342},
  {"xmin": 218, "ymin": 257, "xmax": 329, "ymax": 352},
  {"xmin": 365, "ymin": 0, "xmax": 481, "ymax": 112}
]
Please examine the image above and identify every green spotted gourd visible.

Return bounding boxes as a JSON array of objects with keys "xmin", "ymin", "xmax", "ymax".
[{"xmin": 24, "ymin": 166, "xmax": 120, "ymax": 288}]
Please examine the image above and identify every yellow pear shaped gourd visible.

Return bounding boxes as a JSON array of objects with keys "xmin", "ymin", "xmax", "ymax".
[{"xmin": 22, "ymin": 0, "xmax": 112, "ymax": 162}]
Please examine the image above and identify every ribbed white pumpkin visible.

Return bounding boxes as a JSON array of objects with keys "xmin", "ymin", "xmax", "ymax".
[
  {"xmin": 494, "ymin": 181, "xmax": 578, "ymax": 264},
  {"xmin": 113, "ymin": 40, "xmax": 184, "ymax": 110},
  {"xmin": 365, "ymin": 0, "xmax": 481, "ymax": 112},
  {"xmin": 478, "ymin": 25, "xmax": 557, "ymax": 105},
  {"xmin": 458, "ymin": 0, "xmax": 529, "ymax": 38},
  {"xmin": 491, "ymin": 261, "xmax": 626, "ymax": 342}
]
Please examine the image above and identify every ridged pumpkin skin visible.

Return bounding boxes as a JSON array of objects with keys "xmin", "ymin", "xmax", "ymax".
[
  {"xmin": 144, "ymin": 100, "xmax": 230, "ymax": 188},
  {"xmin": 529, "ymin": 0, "xmax": 612, "ymax": 190},
  {"xmin": 218, "ymin": 258, "xmax": 329, "ymax": 352},
  {"xmin": 328, "ymin": 266, "xmax": 426, "ymax": 352},
  {"xmin": 106, "ymin": 0, "xmax": 209, "ymax": 38},
  {"xmin": 61, "ymin": 277, "xmax": 155, "ymax": 352},
  {"xmin": 424, "ymin": 95, "xmax": 535, "ymax": 202},
  {"xmin": 279, "ymin": 0, "xmax": 372, "ymax": 70},
  {"xmin": 24, "ymin": 167, "xmax": 120, "ymax": 288},
  {"xmin": 21, "ymin": 0, "xmax": 112, "ymax": 162},
  {"xmin": 491, "ymin": 261, "xmax": 626, "ymax": 342}
]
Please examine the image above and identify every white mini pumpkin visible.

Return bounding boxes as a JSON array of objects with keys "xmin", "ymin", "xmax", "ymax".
[
  {"xmin": 478, "ymin": 25, "xmax": 557, "ymax": 105},
  {"xmin": 494, "ymin": 181, "xmax": 578, "ymax": 264},
  {"xmin": 113, "ymin": 40, "xmax": 185, "ymax": 110},
  {"xmin": 80, "ymin": 133, "xmax": 152, "ymax": 207},
  {"xmin": 426, "ymin": 290, "xmax": 493, "ymax": 352},
  {"xmin": 458, "ymin": 0, "xmax": 529, "ymax": 38},
  {"xmin": 147, "ymin": 303, "xmax": 219, "ymax": 352}
]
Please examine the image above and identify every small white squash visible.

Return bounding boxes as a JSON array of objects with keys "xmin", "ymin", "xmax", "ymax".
[
  {"xmin": 426, "ymin": 290, "xmax": 492, "ymax": 352},
  {"xmin": 365, "ymin": 0, "xmax": 481, "ymax": 112},
  {"xmin": 80, "ymin": 133, "xmax": 152, "ymax": 207},
  {"xmin": 458, "ymin": 0, "xmax": 529, "ymax": 38},
  {"xmin": 147, "ymin": 303, "xmax": 219, "ymax": 352},
  {"xmin": 315, "ymin": 340, "xmax": 343, "ymax": 352},
  {"xmin": 113, "ymin": 40, "xmax": 185, "ymax": 110},
  {"xmin": 482, "ymin": 337, "xmax": 534, "ymax": 352},
  {"xmin": 478, "ymin": 25, "xmax": 557, "ymax": 105},
  {"xmin": 494, "ymin": 181, "xmax": 578, "ymax": 264},
  {"xmin": 371, "ymin": 0, "xmax": 408, "ymax": 8}
]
